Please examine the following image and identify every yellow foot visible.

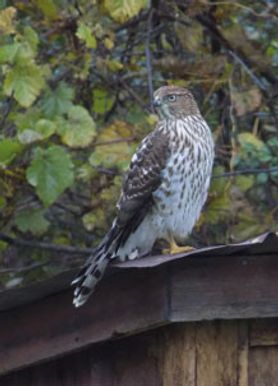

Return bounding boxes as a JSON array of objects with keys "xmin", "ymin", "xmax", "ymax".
[{"xmin": 162, "ymin": 238, "xmax": 195, "ymax": 255}]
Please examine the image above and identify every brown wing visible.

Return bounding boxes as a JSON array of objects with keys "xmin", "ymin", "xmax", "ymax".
[
  {"xmin": 72, "ymin": 128, "xmax": 170, "ymax": 306},
  {"xmin": 116, "ymin": 127, "xmax": 170, "ymax": 229}
]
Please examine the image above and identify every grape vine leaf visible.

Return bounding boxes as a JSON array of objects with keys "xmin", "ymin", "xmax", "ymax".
[
  {"xmin": 4, "ymin": 63, "xmax": 46, "ymax": 107},
  {"xmin": 57, "ymin": 105, "xmax": 96, "ymax": 148},
  {"xmin": 26, "ymin": 145, "xmax": 74, "ymax": 206},
  {"xmin": 15, "ymin": 208, "xmax": 50, "ymax": 235}
]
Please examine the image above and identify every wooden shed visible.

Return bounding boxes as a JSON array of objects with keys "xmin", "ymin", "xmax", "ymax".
[{"xmin": 0, "ymin": 232, "xmax": 278, "ymax": 386}]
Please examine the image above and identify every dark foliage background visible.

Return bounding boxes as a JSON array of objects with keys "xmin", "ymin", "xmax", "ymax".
[{"xmin": 0, "ymin": 0, "xmax": 277, "ymax": 288}]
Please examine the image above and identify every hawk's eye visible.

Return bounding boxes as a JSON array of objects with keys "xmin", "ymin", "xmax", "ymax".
[{"xmin": 167, "ymin": 95, "xmax": 176, "ymax": 102}]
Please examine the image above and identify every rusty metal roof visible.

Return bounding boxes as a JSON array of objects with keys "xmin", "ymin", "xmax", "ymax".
[{"xmin": 0, "ymin": 232, "xmax": 277, "ymax": 312}]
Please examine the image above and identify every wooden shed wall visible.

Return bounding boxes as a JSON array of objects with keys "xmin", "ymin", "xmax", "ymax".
[{"xmin": 1, "ymin": 318, "xmax": 278, "ymax": 386}]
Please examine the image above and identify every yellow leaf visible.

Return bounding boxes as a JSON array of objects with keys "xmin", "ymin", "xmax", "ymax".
[
  {"xmin": 77, "ymin": 164, "xmax": 98, "ymax": 182},
  {"xmin": 76, "ymin": 23, "xmax": 97, "ymax": 49},
  {"xmin": 105, "ymin": 0, "xmax": 147, "ymax": 23},
  {"xmin": 231, "ymin": 210, "xmax": 264, "ymax": 241},
  {"xmin": 210, "ymin": 166, "xmax": 229, "ymax": 193},
  {"xmin": 104, "ymin": 37, "xmax": 114, "ymax": 50},
  {"xmin": 235, "ymin": 175, "xmax": 255, "ymax": 192},
  {"xmin": 146, "ymin": 114, "xmax": 158, "ymax": 126},
  {"xmin": 205, "ymin": 193, "xmax": 230, "ymax": 224},
  {"xmin": 205, "ymin": 167, "xmax": 231, "ymax": 225},
  {"xmin": 89, "ymin": 120, "xmax": 134, "ymax": 170},
  {"xmin": 107, "ymin": 59, "xmax": 123, "ymax": 72},
  {"xmin": 0, "ymin": 7, "xmax": 17, "ymax": 34},
  {"xmin": 82, "ymin": 208, "xmax": 107, "ymax": 232},
  {"xmin": 100, "ymin": 184, "xmax": 121, "ymax": 203},
  {"xmin": 238, "ymin": 132, "xmax": 264, "ymax": 149}
]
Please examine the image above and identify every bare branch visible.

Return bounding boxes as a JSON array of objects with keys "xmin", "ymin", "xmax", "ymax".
[
  {"xmin": 0, "ymin": 262, "xmax": 48, "ymax": 274},
  {"xmin": 204, "ymin": 1, "xmax": 278, "ymax": 20},
  {"xmin": 145, "ymin": 8, "xmax": 154, "ymax": 111},
  {"xmin": 120, "ymin": 79, "xmax": 152, "ymax": 112},
  {"xmin": 94, "ymin": 136, "xmax": 136, "ymax": 146},
  {"xmin": 212, "ymin": 167, "xmax": 278, "ymax": 179},
  {"xmin": 0, "ymin": 97, "xmax": 14, "ymax": 130},
  {"xmin": 0, "ymin": 232, "xmax": 92, "ymax": 255},
  {"xmin": 228, "ymin": 50, "xmax": 268, "ymax": 91},
  {"xmin": 94, "ymin": 166, "xmax": 121, "ymax": 176},
  {"xmin": 194, "ymin": 13, "xmax": 277, "ymax": 87}
]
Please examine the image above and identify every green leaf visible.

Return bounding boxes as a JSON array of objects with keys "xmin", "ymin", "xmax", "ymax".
[
  {"xmin": 0, "ymin": 196, "xmax": 6, "ymax": 209},
  {"xmin": 14, "ymin": 41, "xmax": 36, "ymax": 63},
  {"xmin": 57, "ymin": 105, "xmax": 96, "ymax": 148},
  {"xmin": 4, "ymin": 63, "xmax": 45, "ymax": 107},
  {"xmin": 238, "ymin": 132, "xmax": 265, "ymax": 149},
  {"xmin": 26, "ymin": 145, "xmax": 74, "ymax": 206},
  {"xmin": 92, "ymin": 88, "xmax": 115, "ymax": 114},
  {"xmin": 18, "ymin": 129, "xmax": 43, "ymax": 144},
  {"xmin": 34, "ymin": 0, "xmax": 58, "ymax": 20},
  {"xmin": 76, "ymin": 23, "xmax": 97, "ymax": 49},
  {"xmin": 235, "ymin": 175, "xmax": 255, "ymax": 192},
  {"xmin": 0, "ymin": 240, "xmax": 8, "ymax": 252},
  {"xmin": 105, "ymin": 0, "xmax": 147, "ymax": 23},
  {"xmin": 41, "ymin": 82, "xmax": 74, "ymax": 117},
  {"xmin": 0, "ymin": 43, "xmax": 20, "ymax": 64},
  {"xmin": 205, "ymin": 193, "xmax": 230, "ymax": 224},
  {"xmin": 14, "ymin": 107, "xmax": 42, "ymax": 132},
  {"xmin": 23, "ymin": 26, "xmax": 39, "ymax": 53},
  {"xmin": 35, "ymin": 119, "xmax": 56, "ymax": 138},
  {"xmin": 0, "ymin": 139, "xmax": 23, "ymax": 166},
  {"xmin": 15, "ymin": 208, "xmax": 49, "ymax": 235},
  {"xmin": 257, "ymin": 173, "xmax": 268, "ymax": 184},
  {"xmin": 18, "ymin": 119, "xmax": 56, "ymax": 144}
]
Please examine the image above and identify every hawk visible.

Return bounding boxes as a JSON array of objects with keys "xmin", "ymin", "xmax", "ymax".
[{"xmin": 72, "ymin": 86, "xmax": 214, "ymax": 307}]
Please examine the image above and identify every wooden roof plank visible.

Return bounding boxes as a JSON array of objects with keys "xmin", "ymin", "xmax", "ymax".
[
  {"xmin": 0, "ymin": 268, "xmax": 169, "ymax": 375},
  {"xmin": 170, "ymin": 254, "xmax": 278, "ymax": 321}
]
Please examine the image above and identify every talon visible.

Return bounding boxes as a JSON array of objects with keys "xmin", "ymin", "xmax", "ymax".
[{"xmin": 163, "ymin": 235, "xmax": 195, "ymax": 255}]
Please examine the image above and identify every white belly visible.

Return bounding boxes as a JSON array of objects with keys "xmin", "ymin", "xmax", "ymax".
[
  {"xmin": 152, "ymin": 146, "xmax": 212, "ymax": 243},
  {"xmin": 154, "ymin": 173, "xmax": 210, "ymax": 243}
]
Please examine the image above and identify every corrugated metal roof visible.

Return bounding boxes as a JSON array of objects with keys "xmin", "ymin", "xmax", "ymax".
[{"xmin": 0, "ymin": 232, "xmax": 277, "ymax": 312}]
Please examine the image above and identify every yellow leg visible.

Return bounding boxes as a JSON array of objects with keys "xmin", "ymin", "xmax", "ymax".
[{"xmin": 163, "ymin": 235, "xmax": 195, "ymax": 255}]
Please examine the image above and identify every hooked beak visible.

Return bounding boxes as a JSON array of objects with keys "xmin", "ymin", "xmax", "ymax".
[{"xmin": 153, "ymin": 97, "xmax": 161, "ymax": 108}]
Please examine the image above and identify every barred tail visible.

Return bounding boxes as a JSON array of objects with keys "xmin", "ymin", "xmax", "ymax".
[{"xmin": 72, "ymin": 224, "xmax": 122, "ymax": 307}]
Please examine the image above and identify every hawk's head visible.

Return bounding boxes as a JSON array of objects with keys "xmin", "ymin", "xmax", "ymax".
[{"xmin": 153, "ymin": 86, "xmax": 200, "ymax": 119}]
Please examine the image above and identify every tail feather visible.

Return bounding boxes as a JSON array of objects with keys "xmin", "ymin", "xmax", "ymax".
[{"xmin": 72, "ymin": 224, "xmax": 121, "ymax": 307}]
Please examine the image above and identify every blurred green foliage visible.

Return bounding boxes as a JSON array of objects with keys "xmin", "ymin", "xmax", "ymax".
[{"xmin": 0, "ymin": 0, "xmax": 277, "ymax": 287}]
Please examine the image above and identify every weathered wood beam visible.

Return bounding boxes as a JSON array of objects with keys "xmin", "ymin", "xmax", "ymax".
[
  {"xmin": 0, "ymin": 268, "xmax": 168, "ymax": 375},
  {"xmin": 170, "ymin": 254, "xmax": 278, "ymax": 321}
]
